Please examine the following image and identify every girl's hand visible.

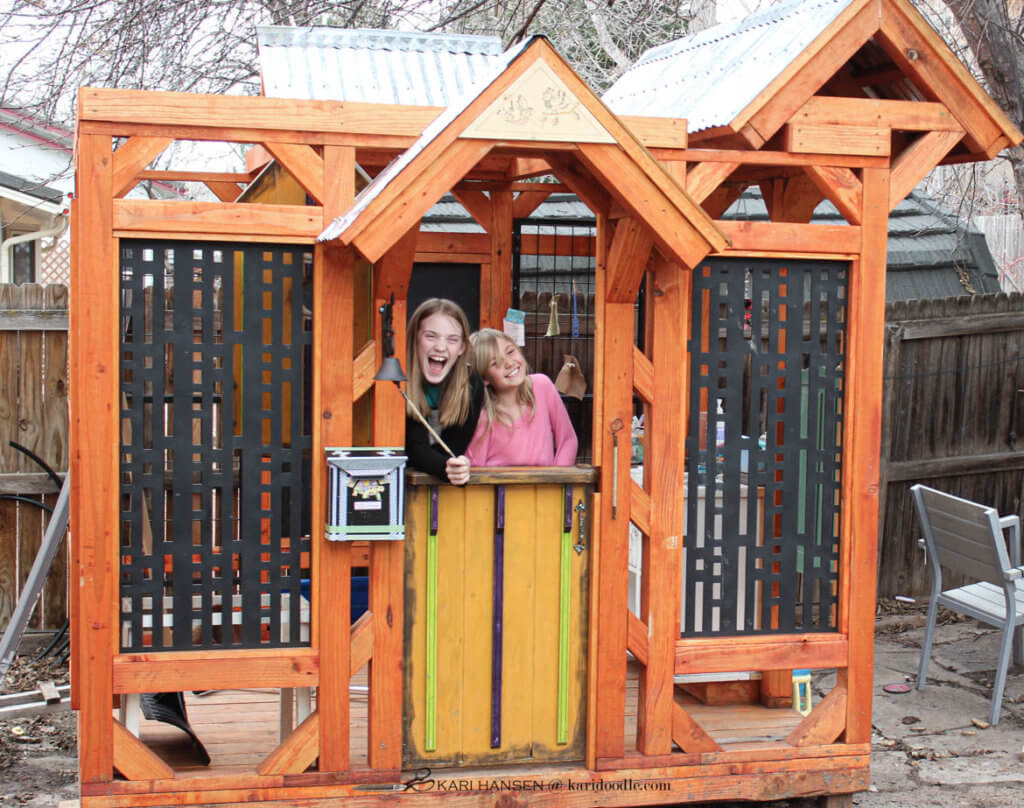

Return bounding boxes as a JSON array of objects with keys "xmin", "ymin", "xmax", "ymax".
[{"xmin": 446, "ymin": 454, "xmax": 471, "ymax": 486}]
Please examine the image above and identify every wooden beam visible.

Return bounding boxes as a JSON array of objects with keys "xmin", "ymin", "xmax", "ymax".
[
  {"xmin": 627, "ymin": 611, "xmax": 649, "ymax": 666},
  {"xmin": 506, "ymin": 157, "xmax": 552, "ymax": 180},
  {"xmin": 257, "ymin": 711, "xmax": 320, "ymax": 776},
  {"xmin": 632, "ymin": 346, "xmax": 654, "ymax": 403},
  {"xmin": 546, "ymin": 153, "xmax": 612, "ymax": 216},
  {"xmin": 888, "ymin": 130, "xmax": 963, "ymax": 211},
  {"xmin": 79, "ymin": 87, "xmax": 442, "ymax": 137},
  {"xmin": 653, "ymin": 147, "xmax": 890, "ymax": 169},
  {"xmin": 702, "ymin": 185, "xmax": 745, "ymax": 220},
  {"xmin": 350, "ymin": 139, "xmax": 494, "ymax": 263},
  {"xmin": 671, "ymin": 701, "xmax": 723, "ymax": 753},
  {"xmin": 112, "ymin": 649, "xmax": 318, "ymax": 692},
  {"xmin": 715, "ymin": 221, "xmax": 862, "ymax": 255},
  {"xmin": 675, "ymin": 635, "xmax": 848, "ymax": 674},
  {"xmin": 512, "ymin": 189, "xmax": 551, "ymax": 219},
  {"xmin": 841, "ymin": 167, "xmax": 888, "ymax": 744},
  {"xmin": 451, "ymin": 189, "xmax": 493, "ymax": 231},
  {"xmin": 374, "ymin": 223, "xmax": 419, "ymax": 300},
  {"xmin": 113, "ymin": 199, "xmax": 323, "ymax": 238},
  {"xmin": 685, "ymin": 162, "xmax": 741, "ymax": 204},
  {"xmin": 111, "ymin": 136, "xmax": 172, "ymax": 198},
  {"xmin": 630, "ymin": 483, "xmax": 651, "ymax": 537},
  {"xmin": 315, "ymin": 145, "xmax": 357, "ymax": 773},
  {"xmin": 803, "ymin": 165, "xmax": 864, "ymax": 225},
  {"xmin": 73, "ymin": 132, "xmax": 117, "ymax": 784},
  {"xmin": 787, "ymin": 685, "xmax": 848, "ymax": 746},
  {"xmin": 137, "ymin": 169, "xmax": 253, "ymax": 183},
  {"xmin": 740, "ymin": 0, "xmax": 881, "ymax": 144},
  {"xmin": 203, "ymin": 181, "xmax": 243, "ymax": 202},
  {"xmin": 795, "ymin": 96, "xmax": 962, "ymax": 132},
  {"xmin": 349, "ymin": 610, "xmax": 374, "ymax": 675},
  {"xmin": 578, "ymin": 143, "xmax": 724, "ymax": 268},
  {"xmin": 605, "ymin": 216, "xmax": 655, "ymax": 303},
  {"xmin": 784, "ymin": 123, "xmax": 890, "ymax": 157},
  {"xmin": 780, "ymin": 173, "xmax": 824, "ymax": 223},
  {"xmin": 619, "ymin": 115, "xmax": 688, "ymax": 149},
  {"xmin": 261, "ymin": 141, "xmax": 325, "ymax": 204},
  {"xmin": 112, "ymin": 720, "xmax": 175, "ymax": 780},
  {"xmin": 878, "ymin": 0, "xmax": 1017, "ymax": 157},
  {"xmin": 353, "ymin": 340, "xmax": 376, "ymax": 401}
]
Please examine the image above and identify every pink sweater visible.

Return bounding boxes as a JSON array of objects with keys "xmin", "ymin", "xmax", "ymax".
[{"xmin": 466, "ymin": 374, "xmax": 578, "ymax": 467}]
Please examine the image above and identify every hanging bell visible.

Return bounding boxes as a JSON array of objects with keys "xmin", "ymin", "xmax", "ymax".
[
  {"xmin": 545, "ymin": 294, "xmax": 560, "ymax": 337},
  {"xmin": 374, "ymin": 356, "xmax": 407, "ymax": 383}
]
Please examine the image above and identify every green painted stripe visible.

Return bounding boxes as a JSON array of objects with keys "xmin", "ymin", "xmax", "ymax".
[
  {"xmin": 326, "ymin": 525, "xmax": 404, "ymax": 537},
  {"xmin": 425, "ymin": 517, "xmax": 438, "ymax": 751},
  {"xmin": 557, "ymin": 488, "xmax": 571, "ymax": 745}
]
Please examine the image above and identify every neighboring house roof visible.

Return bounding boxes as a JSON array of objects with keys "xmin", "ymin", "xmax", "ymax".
[
  {"xmin": 257, "ymin": 26, "xmax": 502, "ymax": 106},
  {"xmin": 422, "ymin": 190, "xmax": 1001, "ymax": 302},
  {"xmin": 603, "ymin": 0, "xmax": 850, "ymax": 133},
  {"xmin": 0, "ymin": 169, "xmax": 64, "ymax": 206}
]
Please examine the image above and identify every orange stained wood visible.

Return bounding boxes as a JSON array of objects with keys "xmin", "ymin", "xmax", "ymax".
[
  {"xmin": 783, "ymin": 123, "xmax": 890, "ymax": 157},
  {"xmin": 73, "ymin": 132, "xmax": 118, "ymax": 783},
  {"xmin": 314, "ymin": 144, "xmax": 357, "ymax": 772},
  {"xmin": 512, "ymin": 188, "xmax": 552, "ymax": 219},
  {"xmin": 630, "ymin": 484, "xmax": 651, "ymax": 537},
  {"xmin": 352, "ymin": 341, "xmax": 377, "ymax": 401},
  {"xmin": 878, "ymin": 0, "xmax": 1020, "ymax": 157},
  {"xmin": 605, "ymin": 216, "xmax": 655, "ymax": 303},
  {"xmin": 888, "ymin": 130, "xmax": 964, "ymax": 211},
  {"xmin": 261, "ymin": 141, "xmax": 326, "ymax": 204},
  {"xmin": 112, "ymin": 649, "xmax": 318, "ymax": 693},
  {"xmin": 738, "ymin": 0, "xmax": 880, "ymax": 145},
  {"xmin": 68, "ymin": 195, "xmax": 80, "ymax": 712},
  {"xmin": 591, "ymin": 301, "xmax": 635, "ymax": 761},
  {"xmin": 204, "ymin": 180, "xmax": 244, "ymax": 202},
  {"xmin": 368, "ymin": 234, "xmax": 415, "ymax": 772},
  {"xmin": 637, "ymin": 257, "xmax": 687, "ymax": 756},
  {"xmin": 802, "ymin": 165, "xmax": 864, "ymax": 225},
  {"xmin": 675, "ymin": 635, "xmax": 849, "ymax": 675},
  {"xmin": 715, "ymin": 221, "xmax": 862, "ymax": 255},
  {"xmin": 484, "ymin": 189, "xmax": 514, "ymax": 328},
  {"xmin": 685, "ymin": 161, "xmax": 741, "ymax": 204},
  {"xmin": 627, "ymin": 611, "xmax": 649, "ymax": 666},
  {"xmin": 632, "ymin": 346, "xmax": 654, "ymax": 404},
  {"xmin": 786, "ymin": 685, "xmax": 849, "ymax": 746},
  {"xmin": 671, "ymin": 701, "xmax": 723, "ymax": 754},
  {"xmin": 349, "ymin": 611, "xmax": 373, "ymax": 674},
  {"xmin": 545, "ymin": 153, "xmax": 613, "ymax": 216},
  {"xmin": 577, "ymin": 143, "xmax": 725, "ymax": 268},
  {"xmin": 258, "ymin": 710, "xmax": 320, "ymax": 776},
  {"xmin": 113, "ymin": 199, "xmax": 324, "ymax": 239},
  {"xmin": 794, "ymin": 96, "xmax": 962, "ymax": 132},
  {"xmin": 111, "ymin": 136, "xmax": 172, "ymax": 197},
  {"xmin": 111, "ymin": 720, "xmax": 175, "ymax": 781},
  {"xmin": 451, "ymin": 188, "xmax": 493, "ymax": 231},
  {"xmin": 841, "ymin": 167, "xmax": 888, "ymax": 743},
  {"xmin": 347, "ymin": 138, "xmax": 495, "ymax": 263}
]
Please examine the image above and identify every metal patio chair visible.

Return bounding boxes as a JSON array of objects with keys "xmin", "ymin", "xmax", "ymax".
[{"xmin": 912, "ymin": 484, "xmax": 1024, "ymax": 725}]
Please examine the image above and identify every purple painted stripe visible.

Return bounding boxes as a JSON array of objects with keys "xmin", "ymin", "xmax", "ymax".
[
  {"xmin": 491, "ymin": 485, "xmax": 505, "ymax": 748},
  {"xmin": 430, "ymin": 486, "xmax": 439, "ymax": 535}
]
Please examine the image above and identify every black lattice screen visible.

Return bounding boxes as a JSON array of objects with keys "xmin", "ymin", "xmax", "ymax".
[
  {"xmin": 119, "ymin": 241, "xmax": 312, "ymax": 651},
  {"xmin": 683, "ymin": 258, "xmax": 846, "ymax": 637}
]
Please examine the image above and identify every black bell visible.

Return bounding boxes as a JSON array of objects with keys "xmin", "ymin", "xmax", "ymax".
[{"xmin": 374, "ymin": 356, "xmax": 407, "ymax": 383}]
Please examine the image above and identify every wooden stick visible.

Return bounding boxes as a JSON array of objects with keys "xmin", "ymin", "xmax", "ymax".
[{"xmin": 395, "ymin": 385, "xmax": 456, "ymax": 458}]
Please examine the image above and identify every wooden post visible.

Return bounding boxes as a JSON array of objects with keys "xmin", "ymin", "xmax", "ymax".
[
  {"xmin": 636, "ymin": 256, "xmax": 687, "ymax": 755},
  {"xmin": 315, "ymin": 145, "xmax": 356, "ymax": 772},
  {"xmin": 482, "ymin": 189, "xmax": 513, "ymax": 329},
  {"xmin": 72, "ymin": 132, "xmax": 118, "ymax": 783},
  {"xmin": 368, "ymin": 224, "xmax": 417, "ymax": 772},
  {"xmin": 841, "ymin": 166, "xmax": 888, "ymax": 742}
]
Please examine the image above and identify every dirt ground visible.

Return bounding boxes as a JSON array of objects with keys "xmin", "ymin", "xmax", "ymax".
[
  {"xmin": 0, "ymin": 650, "xmax": 78, "ymax": 806},
  {"xmin": 2, "ymin": 601, "xmax": 1022, "ymax": 808}
]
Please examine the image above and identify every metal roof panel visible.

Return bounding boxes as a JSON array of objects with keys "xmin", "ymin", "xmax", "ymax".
[{"xmin": 602, "ymin": 0, "xmax": 854, "ymax": 132}]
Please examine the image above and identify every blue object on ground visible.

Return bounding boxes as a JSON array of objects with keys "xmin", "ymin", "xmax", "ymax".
[{"xmin": 301, "ymin": 576, "xmax": 368, "ymax": 620}]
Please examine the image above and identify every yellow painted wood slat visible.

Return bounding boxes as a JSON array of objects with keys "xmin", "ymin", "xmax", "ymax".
[{"xmin": 459, "ymin": 485, "xmax": 494, "ymax": 761}]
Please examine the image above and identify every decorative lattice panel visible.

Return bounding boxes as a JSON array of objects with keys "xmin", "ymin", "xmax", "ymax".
[
  {"xmin": 683, "ymin": 258, "xmax": 846, "ymax": 636},
  {"xmin": 118, "ymin": 241, "xmax": 312, "ymax": 651}
]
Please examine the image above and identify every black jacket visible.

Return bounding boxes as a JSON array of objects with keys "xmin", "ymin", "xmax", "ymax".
[{"xmin": 405, "ymin": 373, "xmax": 483, "ymax": 483}]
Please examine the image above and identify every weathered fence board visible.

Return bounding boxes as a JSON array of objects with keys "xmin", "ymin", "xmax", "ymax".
[
  {"xmin": 877, "ymin": 292, "xmax": 1024, "ymax": 597},
  {"xmin": 0, "ymin": 283, "xmax": 69, "ymax": 631}
]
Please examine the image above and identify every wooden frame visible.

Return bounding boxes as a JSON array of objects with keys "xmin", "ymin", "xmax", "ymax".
[{"xmin": 70, "ymin": 3, "xmax": 1020, "ymax": 806}]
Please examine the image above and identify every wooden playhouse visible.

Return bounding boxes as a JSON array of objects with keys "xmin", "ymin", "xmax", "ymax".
[{"xmin": 69, "ymin": 0, "xmax": 1022, "ymax": 806}]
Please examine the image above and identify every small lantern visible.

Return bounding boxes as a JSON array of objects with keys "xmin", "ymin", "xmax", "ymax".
[{"xmin": 325, "ymin": 447, "xmax": 407, "ymax": 541}]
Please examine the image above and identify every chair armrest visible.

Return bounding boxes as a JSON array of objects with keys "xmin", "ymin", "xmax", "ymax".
[
  {"xmin": 1001, "ymin": 515, "xmax": 1022, "ymax": 567},
  {"xmin": 1006, "ymin": 566, "xmax": 1023, "ymax": 582}
]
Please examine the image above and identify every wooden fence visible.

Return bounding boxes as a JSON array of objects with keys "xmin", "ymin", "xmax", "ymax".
[
  {"xmin": 0, "ymin": 283, "xmax": 69, "ymax": 631},
  {"xmin": 877, "ymin": 292, "xmax": 1024, "ymax": 597}
]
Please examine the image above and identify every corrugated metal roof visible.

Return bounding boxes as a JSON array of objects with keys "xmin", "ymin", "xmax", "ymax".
[
  {"xmin": 257, "ymin": 26, "xmax": 502, "ymax": 106},
  {"xmin": 602, "ymin": 0, "xmax": 854, "ymax": 132},
  {"xmin": 319, "ymin": 36, "xmax": 537, "ymax": 243},
  {"xmin": 421, "ymin": 189, "xmax": 1000, "ymax": 301}
]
